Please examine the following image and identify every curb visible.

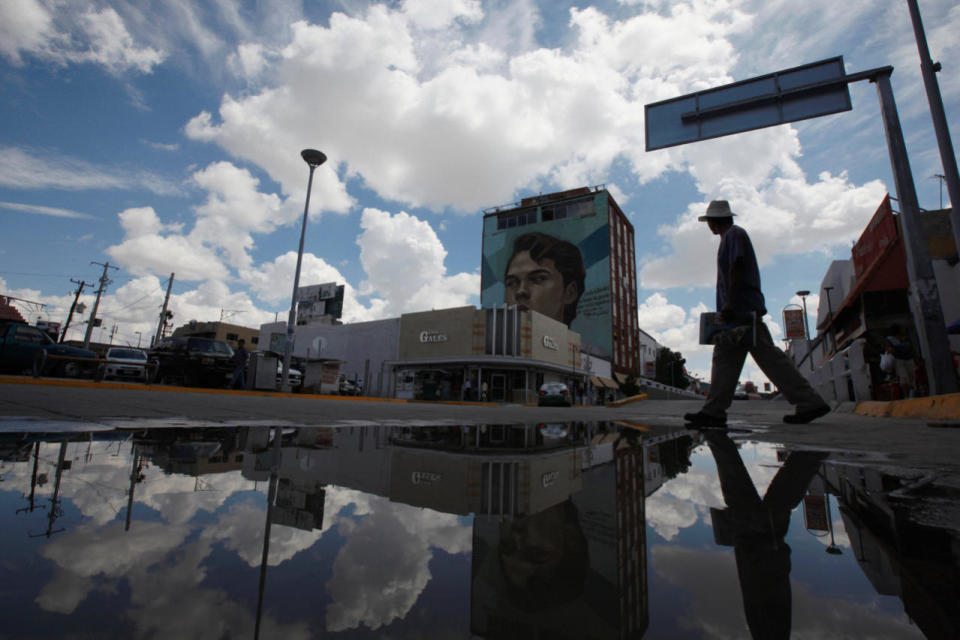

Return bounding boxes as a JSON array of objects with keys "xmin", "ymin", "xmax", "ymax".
[
  {"xmin": 0, "ymin": 376, "xmax": 409, "ymax": 403},
  {"xmin": 605, "ymin": 393, "xmax": 649, "ymax": 408},
  {"xmin": 854, "ymin": 392, "xmax": 960, "ymax": 419}
]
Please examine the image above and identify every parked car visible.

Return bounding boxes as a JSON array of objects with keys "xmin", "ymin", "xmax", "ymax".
[
  {"xmin": 277, "ymin": 362, "xmax": 303, "ymax": 388},
  {"xmin": 102, "ymin": 347, "xmax": 149, "ymax": 382},
  {"xmin": 0, "ymin": 320, "xmax": 98, "ymax": 377},
  {"xmin": 338, "ymin": 374, "xmax": 359, "ymax": 396},
  {"xmin": 537, "ymin": 381, "xmax": 572, "ymax": 407},
  {"xmin": 148, "ymin": 336, "xmax": 234, "ymax": 387}
]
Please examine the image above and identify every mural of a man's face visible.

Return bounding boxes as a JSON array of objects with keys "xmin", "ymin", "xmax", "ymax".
[{"xmin": 504, "ymin": 251, "xmax": 580, "ymax": 323}]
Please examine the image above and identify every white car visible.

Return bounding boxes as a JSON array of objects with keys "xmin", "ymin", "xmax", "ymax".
[
  {"xmin": 277, "ymin": 363, "xmax": 303, "ymax": 388},
  {"xmin": 103, "ymin": 347, "xmax": 149, "ymax": 382}
]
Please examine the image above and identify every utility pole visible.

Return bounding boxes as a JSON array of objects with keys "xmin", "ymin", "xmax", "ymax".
[
  {"xmin": 109, "ymin": 322, "xmax": 119, "ymax": 346},
  {"xmin": 874, "ymin": 70, "xmax": 957, "ymax": 394},
  {"xmin": 906, "ymin": 0, "xmax": 960, "ymax": 252},
  {"xmin": 83, "ymin": 262, "xmax": 117, "ymax": 350},
  {"xmin": 154, "ymin": 273, "xmax": 174, "ymax": 347},
  {"xmin": 60, "ymin": 279, "xmax": 90, "ymax": 343}
]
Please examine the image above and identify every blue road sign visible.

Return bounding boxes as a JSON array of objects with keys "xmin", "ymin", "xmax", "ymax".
[{"xmin": 645, "ymin": 57, "xmax": 852, "ymax": 151}]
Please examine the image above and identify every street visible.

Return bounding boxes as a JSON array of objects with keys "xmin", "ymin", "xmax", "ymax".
[{"xmin": 2, "ymin": 376, "xmax": 958, "ymax": 475}]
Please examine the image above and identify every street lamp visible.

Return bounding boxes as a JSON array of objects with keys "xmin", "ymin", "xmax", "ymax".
[
  {"xmin": 280, "ymin": 149, "xmax": 327, "ymax": 392},
  {"xmin": 796, "ymin": 290, "xmax": 813, "ymax": 371}
]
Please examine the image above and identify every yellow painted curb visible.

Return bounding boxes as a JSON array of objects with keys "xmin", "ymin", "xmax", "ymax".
[
  {"xmin": 0, "ymin": 375, "xmax": 408, "ymax": 402},
  {"xmin": 854, "ymin": 392, "xmax": 960, "ymax": 420},
  {"xmin": 605, "ymin": 393, "xmax": 648, "ymax": 408}
]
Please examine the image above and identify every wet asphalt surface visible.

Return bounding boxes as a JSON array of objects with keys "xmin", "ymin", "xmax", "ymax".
[{"xmin": 1, "ymin": 377, "xmax": 959, "ymax": 476}]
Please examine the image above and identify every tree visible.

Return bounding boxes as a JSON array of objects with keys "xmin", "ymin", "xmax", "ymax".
[
  {"xmin": 655, "ymin": 348, "xmax": 690, "ymax": 390},
  {"xmin": 618, "ymin": 373, "xmax": 641, "ymax": 397}
]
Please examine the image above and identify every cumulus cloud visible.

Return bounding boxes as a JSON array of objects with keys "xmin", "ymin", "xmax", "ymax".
[
  {"xmin": 183, "ymin": 3, "xmax": 753, "ymax": 212},
  {"xmin": 356, "ymin": 208, "xmax": 480, "ymax": 316},
  {"xmin": 639, "ymin": 161, "xmax": 887, "ymax": 291},
  {"xmin": 0, "ymin": 0, "xmax": 57, "ymax": 65},
  {"xmin": 108, "ymin": 206, "xmax": 230, "ymax": 281}
]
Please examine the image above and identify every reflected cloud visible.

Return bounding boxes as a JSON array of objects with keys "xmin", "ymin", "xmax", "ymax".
[{"xmin": 325, "ymin": 496, "xmax": 470, "ymax": 631}]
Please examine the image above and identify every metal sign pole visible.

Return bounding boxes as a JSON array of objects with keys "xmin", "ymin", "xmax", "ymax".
[{"xmin": 873, "ymin": 71, "xmax": 957, "ymax": 394}]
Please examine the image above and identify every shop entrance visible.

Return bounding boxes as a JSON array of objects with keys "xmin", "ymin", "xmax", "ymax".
[{"xmin": 490, "ymin": 373, "xmax": 507, "ymax": 402}]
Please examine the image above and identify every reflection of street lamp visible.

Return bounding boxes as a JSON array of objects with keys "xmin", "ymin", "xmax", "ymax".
[
  {"xmin": 280, "ymin": 149, "xmax": 327, "ymax": 393},
  {"xmin": 825, "ymin": 492, "xmax": 843, "ymax": 555},
  {"xmin": 796, "ymin": 290, "xmax": 813, "ymax": 371}
]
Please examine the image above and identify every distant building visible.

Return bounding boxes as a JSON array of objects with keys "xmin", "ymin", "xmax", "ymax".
[
  {"xmin": 637, "ymin": 328, "xmax": 661, "ymax": 379},
  {"xmin": 480, "ymin": 186, "xmax": 639, "ymax": 375},
  {"xmin": 172, "ymin": 320, "xmax": 260, "ymax": 350},
  {"xmin": 260, "ymin": 304, "xmax": 609, "ymax": 403}
]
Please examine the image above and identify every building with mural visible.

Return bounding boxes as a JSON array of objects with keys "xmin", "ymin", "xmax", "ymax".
[{"xmin": 480, "ymin": 186, "xmax": 639, "ymax": 375}]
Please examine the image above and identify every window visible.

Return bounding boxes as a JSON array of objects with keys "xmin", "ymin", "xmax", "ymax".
[
  {"xmin": 496, "ymin": 208, "xmax": 536, "ymax": 230},
  {"xmin": 226, "ymin": 333, "xmax": 239, "ymax": 341},
  {"xmin": 15, "ymin": 326, "xmax": 50, "ymax": 344}
]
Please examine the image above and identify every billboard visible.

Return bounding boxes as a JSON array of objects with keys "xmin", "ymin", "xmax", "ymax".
[
  {"xmin": 782, "ymin": 308, "xmax": 806, "ymax": 340},
  {"xmin": 481, "ymin": 191, "xmax": 612, "ymax": 359},
  {"xmin": 296, "ymin": 283, "xmax": 344, "ymax": 324}
]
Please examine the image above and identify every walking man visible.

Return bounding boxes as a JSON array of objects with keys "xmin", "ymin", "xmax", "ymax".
[{"xmin": 684, "ymin": 200, "xmax": 830, "ymax": 428}]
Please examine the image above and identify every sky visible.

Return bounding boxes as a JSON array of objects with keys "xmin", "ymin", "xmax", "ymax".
[{"xmin": 1, "ymin": 0, "xmax": 958, "ymax": 385}]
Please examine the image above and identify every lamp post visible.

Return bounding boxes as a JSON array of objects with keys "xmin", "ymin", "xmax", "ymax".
[
  {"xmin": 796, "ymin": 290, "xmax": 813, "ymax": 371},
  {"xmin": 280, "ymin": 149, "xmax": 327, "ymax": 392}
]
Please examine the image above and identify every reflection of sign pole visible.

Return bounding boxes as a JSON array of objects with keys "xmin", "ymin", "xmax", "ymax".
[{"xmin": 646, "ymin": 59, "xmax": 957, "ymax": 394}]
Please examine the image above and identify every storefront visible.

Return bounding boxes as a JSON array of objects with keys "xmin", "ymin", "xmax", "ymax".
[{"xmin": 387, "ymin": 305, "xmax": 588, "ymax": 403}]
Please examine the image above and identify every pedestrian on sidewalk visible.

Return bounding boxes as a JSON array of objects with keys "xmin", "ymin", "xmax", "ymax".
[
  {"xmin": 229, "ymin": 339, "xmax": 248, "ymax": 390},
  {"xmin": 684, "ymin": 200, "xmax": 830, "ymax": 429}
]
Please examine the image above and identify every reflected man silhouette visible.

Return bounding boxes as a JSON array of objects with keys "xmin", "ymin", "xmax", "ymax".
[{"xmin": 703, "ymin": 430, "xmax": 826, "ymax": 639}]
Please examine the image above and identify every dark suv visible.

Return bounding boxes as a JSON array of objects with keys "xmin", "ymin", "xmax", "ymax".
[
  {"xmin": 149, "ymin": 337, "xmax": 235, "ymax": 387},
  {"xmin": 0, "ymin": 320, "xmax": 98, "ymax": 377}
]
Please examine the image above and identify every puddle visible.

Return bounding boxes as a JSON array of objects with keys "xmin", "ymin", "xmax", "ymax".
[{"xmin": 0, "ymin": 423, "xmax": 955, "ymax": 638}]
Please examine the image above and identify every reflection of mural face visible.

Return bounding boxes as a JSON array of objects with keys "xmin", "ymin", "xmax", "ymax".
[
  {"xmin": 498, "ymin": 500, "xmax": 587, "ymax": 611},
  {"xmin": 504, "ymin": 252, "xmax": 578, "ymax": 323}
]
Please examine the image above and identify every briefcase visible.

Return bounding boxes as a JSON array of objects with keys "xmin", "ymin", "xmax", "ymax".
[{"xmin": 699, "ymin": 312, "xmax": 757, "ymax": 347}]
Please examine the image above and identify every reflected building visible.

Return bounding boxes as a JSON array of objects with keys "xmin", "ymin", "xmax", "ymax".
[
  {"xmin": 233, "ymin": 422, "xmax": 697, "ymax": 639},
  {"xmin": 824, "ymin": 462, "xmax": 960, "ymax": 640}
]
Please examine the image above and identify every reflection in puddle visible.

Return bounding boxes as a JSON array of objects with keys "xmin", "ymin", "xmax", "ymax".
[{"xmin": 0, "ymin": 423, "xmax": 955, "ymax": 638}]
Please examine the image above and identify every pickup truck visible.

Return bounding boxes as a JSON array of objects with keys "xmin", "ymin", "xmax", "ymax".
[{"xmin": 0, "ymin": 320, "xmax": 99, "ymax": 377}]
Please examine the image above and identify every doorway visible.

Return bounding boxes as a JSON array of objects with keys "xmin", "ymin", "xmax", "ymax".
[{"xmin": 491, "ymin": 373, "xmax": 506, "ymax": 402}]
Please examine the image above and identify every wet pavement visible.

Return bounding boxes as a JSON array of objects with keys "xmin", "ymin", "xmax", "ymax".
[{"xmin": 1, "ymin": 379, "xmax": 959, "ymax": 638}]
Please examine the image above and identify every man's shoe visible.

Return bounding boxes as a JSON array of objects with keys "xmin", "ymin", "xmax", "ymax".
[
  {"xmin": 783, "ymin": 404, "xmax": 831, "ymax": 424},
  {"xmin": 684, "ymin": 411, "xmax": 727, "ymax": 429}
]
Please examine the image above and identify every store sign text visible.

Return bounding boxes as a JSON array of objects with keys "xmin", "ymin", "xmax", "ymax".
[
  {"xmin": 412, "ymin": 471, "xmax": 442, "ymax": 485},
  {"xmin": 420, "ymin": 331, "xmax": 448, "ymax": 343},
  {"xmin": 542, "ymin": 335, "xmax": 559, "ymax": 351},
  {"xmin": 541, "ymin": 470, "xmax": 559, "ymax": 487}
]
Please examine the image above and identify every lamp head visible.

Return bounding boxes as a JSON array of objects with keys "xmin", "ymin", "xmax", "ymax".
[
  {"xmin": 796, "ymin": 290, "xmax": 810, "ymax": 297},
  {"xmin": 301, "ymin": 149, "xmax": 327, "ymax": 168}
]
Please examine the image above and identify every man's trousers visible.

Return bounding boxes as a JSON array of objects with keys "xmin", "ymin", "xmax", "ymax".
[{"xmin": 702, "ymin": 322, "xmax": 825, "ymax": 419}]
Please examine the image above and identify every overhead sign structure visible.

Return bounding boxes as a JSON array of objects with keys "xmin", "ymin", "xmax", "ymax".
[
  {"xmin": 645, "ymin": 56, "xmax": 957, "ymax": 394},
  {"xmin": 645, "ymin": 57, "xmax": 852, "ymax": 151}
]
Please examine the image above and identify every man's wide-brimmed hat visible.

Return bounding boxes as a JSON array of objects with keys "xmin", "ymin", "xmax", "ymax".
[{"xmin": 698, "ymin": 199, "xmax": 737, "ymax": 221}]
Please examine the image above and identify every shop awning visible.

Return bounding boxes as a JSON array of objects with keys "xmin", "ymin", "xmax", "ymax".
[{"xmin": 590, "ymin": 375, "xmax": 618, "ymax": 389}]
